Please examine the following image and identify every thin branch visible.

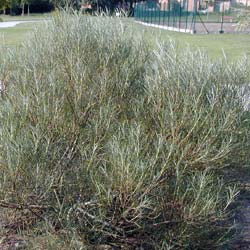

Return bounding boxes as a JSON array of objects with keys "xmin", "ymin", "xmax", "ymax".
[{"xmin": 0, "ymin": 200, "xmax": 50, "ymax": 210}]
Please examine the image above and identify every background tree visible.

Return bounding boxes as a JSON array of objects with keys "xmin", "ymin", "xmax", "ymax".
[
  {"xmin": 237, "ymin": 8, "xmax": 250, "ymax": 31},
  {"xmin": 0, "ymin": 0, "xmax": 11, "ymax": 14},
  {"xmin": 84, "ymin": 0, "xmax": 138, "ymax": 13},
  {"xmin": 20, "ymin": 0, "xmax": 28, "ymax": 15},
  {"xmin": 9, "ymin": 0, "xmax": 20, "ymax": 15},
  {"xmin": 50, "ymin": 0, "xmax": 80, "ymax": 9}
]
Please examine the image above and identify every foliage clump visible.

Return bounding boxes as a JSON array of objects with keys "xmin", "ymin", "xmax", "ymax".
[
  {"xmin": 236, "ymin": 8, "xmax": 250, "ymax": 31},
  {"xmin": 0, "ymin": 12, "xmax": 249, "ymax": 249}
]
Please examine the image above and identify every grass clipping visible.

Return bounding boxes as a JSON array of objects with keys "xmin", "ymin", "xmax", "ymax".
[{"xmin": 0, "ymin": 11, "xmax": 249, "ymax": 249}]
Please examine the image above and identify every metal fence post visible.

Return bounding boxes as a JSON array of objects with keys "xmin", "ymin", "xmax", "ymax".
[
  {"xmin": 168, "ymin": 0, "xmax": 171, "ymax": 27},
  {"xmin": 163, "ymin": 2, "xmax": 166, "ymax": 26},
  {"xmin": 220, "ymin": 0, "xmax": 225, "ymax": 33},
  {"xmin": 192, "ymin": 0, "xmax": 197, "ymax": 33},
  {"xmin": 159, "ymin": 3, "xmax": 161, "ymax": 25},
  {"xmin": 185, "ymin": 0, "xmax": 189, "ymax": 31}
]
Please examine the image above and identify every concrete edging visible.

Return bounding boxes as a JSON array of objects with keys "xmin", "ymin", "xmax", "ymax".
[{"xmin": 135, "ymin": 20, "xmax": 192, "ymax": 34}]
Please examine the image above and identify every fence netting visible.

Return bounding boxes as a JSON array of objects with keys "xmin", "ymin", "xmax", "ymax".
[{"xmin": 134, "ymin": 0, "xmax": 250, "ymax": 33}]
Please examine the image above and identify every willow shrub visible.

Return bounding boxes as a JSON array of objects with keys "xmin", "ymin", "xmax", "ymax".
[{"xmin": 0, "ymin": 12, "xmax": 249, "ymax": 249}]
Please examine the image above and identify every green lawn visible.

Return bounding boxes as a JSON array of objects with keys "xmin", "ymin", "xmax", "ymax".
[
  {"xmin": 133, "ymin": 23, "xmax": 250, "ymax": 60},
  {"xmin": 0, "ymin": 22, "xmax": 40, "ymax": 47},
  {"xmin": 0, "ymin": 16, "xmax": 250, "ymax": 60},
  {"xmin": 0, "ymin": 14, "xmax": 49, "ymax": 47},
  {"xmin": 0, "ymin": 13, "xmax": 52, "ymax": 21}
]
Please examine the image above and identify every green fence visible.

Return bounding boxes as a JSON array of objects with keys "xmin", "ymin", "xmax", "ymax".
[{"xmin": 134, "ymin": 0, "xmax": 249, "ymax": 34}]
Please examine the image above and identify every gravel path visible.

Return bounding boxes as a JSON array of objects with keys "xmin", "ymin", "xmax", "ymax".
[{"xmin": 0, "ymin": 21, "xmax": 39, "ymax": 29}]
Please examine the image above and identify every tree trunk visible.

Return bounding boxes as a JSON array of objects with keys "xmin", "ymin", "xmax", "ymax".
[
  {"xmin": 22, "ymin": 3, "xmax": 25, "ymax": 16},
  {"xmin": 3, "ymin": 8, "xmax": 6, "ymax": 15},
  {"xmin": 28, "ymin": 4, "xmax": 30, "ymax": 16},
  {"xmin": 129, "ymin": 0, "xmax": 134, "ymax": 16}
]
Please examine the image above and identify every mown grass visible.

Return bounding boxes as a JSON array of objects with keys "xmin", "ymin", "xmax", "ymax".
[
  {"xmin": 0, "ymin": 13, "xmax": 52, "ymax": 21},
  {"xmin": 0, "ymin": 12, "xmax": 249, "ymax": 249},
  {"xmin": 1, "ymin": 16, "xmax": 250, "ymax": 60},
  {"xmin": 0, "ymin": 13, "xmax": 50, "ymax": 47},
  {"xmin": 0, "ymin": 22, "xmax": 40, "ymax": 47},
  {"xmin": 131, "ymin": 22, "xmax": 250, "ymax": 60}
]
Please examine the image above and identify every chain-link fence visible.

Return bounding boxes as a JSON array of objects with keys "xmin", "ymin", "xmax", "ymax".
[{"xmin": 134, "ymin": 0, "xmax": 250, "ymax": 33}]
